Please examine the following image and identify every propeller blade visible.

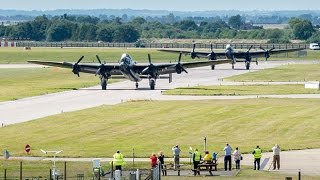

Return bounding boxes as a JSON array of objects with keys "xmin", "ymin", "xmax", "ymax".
[
  {"xmin": 247, "ymin": 45, "xmax": 253, "ymax": 52},
  {"xmin": 211, "ymin": 43, "xmax": 213, "ymax": 52},
  {"xmin": 95, "ymin": 68, "xmax": 101, "ymax": 76},
  {"xmin": 76, "ymin": 56, "xmax": 84, "ymax": 64},
  {"xmin": 96, "ymin": 55, "xmax": 102, "ymax": 64},
  {"xmin": 259, "ymin": 47, "xmax": 266, "ymax": 51},
  {"xmin": 148, "ymin": 54, "xmax": 151, "ymax": 64},
  {"xmin": 192, "ymin": 43, "xmax": 196, "ymax": 53},
  {"xmin": 178, "ymin": 53, "xmax": 182, "ymax": 63}
]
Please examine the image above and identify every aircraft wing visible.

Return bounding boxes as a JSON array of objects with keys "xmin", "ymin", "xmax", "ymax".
[
  {"xmin": 158, "ymin": 49, "xmax": 226, "ymax": 59},
  {"xmin": 233, "ymin": 48, "xmax": 305, "ymax": 59},
  {"xmin": 133, "ymin": 59, "xmax": 231, "ymax": 75},
  {"xmin": 27, "ymin": 60, "xmax": 122, "ymax": 75}
]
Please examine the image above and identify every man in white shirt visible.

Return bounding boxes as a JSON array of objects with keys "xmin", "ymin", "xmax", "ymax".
[{"xmin": 272, "ymin": 144, "xmax": 281, "ymax": 170}]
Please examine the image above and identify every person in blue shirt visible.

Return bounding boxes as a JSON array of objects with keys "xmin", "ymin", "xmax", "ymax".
[{"xmin": 223, "ymin": 143, "xmax": 233, "ymax": 171}]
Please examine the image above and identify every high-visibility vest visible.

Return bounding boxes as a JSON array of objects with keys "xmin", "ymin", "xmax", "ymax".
[
  {"xmin": 253, "ymin": 148, "xmax": 262, "ymax": 159},
  {"xmin": 194, "ymin": 151, "xmax": 201, "ymax": 161},
  {"xmin": 112, "ymin": 153, "xmax": 125, "ymax": 166}
]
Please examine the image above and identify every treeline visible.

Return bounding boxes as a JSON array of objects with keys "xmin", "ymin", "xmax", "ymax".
[{"xmin": 0, "ymin": 14, "xmax": 319, "ymax": 43}]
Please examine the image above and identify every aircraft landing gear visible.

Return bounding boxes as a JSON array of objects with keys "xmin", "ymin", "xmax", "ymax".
[
  {"xmin": 135, "ymin": 82, "xmax": 139, "ymax": 89},
  {"xmin": 100, "ymin": 76, "xmax": 108, "ymax": 90},
  {"xmin": 149, "ymin": 78, "xmax": 156, "ymax": 90},
  {"xmin": 211, "ymin": 65, "xmax": 215, "ymax": 70},
  {"xmin": 245, "ymin": 61, "xmax": 250, "ymax": 70}
]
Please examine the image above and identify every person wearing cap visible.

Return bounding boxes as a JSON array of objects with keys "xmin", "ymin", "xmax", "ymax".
[
  {"xmin": 172, "ymin": 145, "xmax": 181, "ymax": 170},
  {"xmin": 272, "ymin": 144, "xmax": 281, "ymax": 170},
  {"xmin": 112, "ymin": 150, "xmax": 125, "ymax": 171}
]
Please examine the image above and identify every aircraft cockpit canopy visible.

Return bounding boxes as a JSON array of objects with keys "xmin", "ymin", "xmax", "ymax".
[
  {"xmin": 120, "ymin": 53, "xmax": 133, "ymax": 65},
  {"xmin": 226, "ymin": 44, "xmax": 233, "ymax": 51}
]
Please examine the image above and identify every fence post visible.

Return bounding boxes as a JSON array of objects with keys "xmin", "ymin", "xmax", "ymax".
[
  {"xmin": 4, "ymin": 169, "xmax": 6, "ymax": 180},
  {"xmin": 20, "ymin": 161, "xmax": 22, "ymax": 180},
  {"xmin": 50, "ymin": 168, "xmax": 52, "ymax": 180}
]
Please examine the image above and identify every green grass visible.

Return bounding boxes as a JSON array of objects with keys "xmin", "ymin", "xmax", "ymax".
[
  {"xmin": 227, "ymin": 64, "xmax": 320, "ymax": 82},
  {"xmin": 164, "ymin": 84, "xmax": 320, "ymax": 96},
  {"xmin": 0, "ymin": 47, "xmax": 319, "ymax": 64},
  {"xmin": 1, "ymin": 99, "xmax": 320, "ymax": 158},
  {"xmin": 0, "ymin": 68, "xmax": 117, "ymax": 101},
  {"xmin": 0, "ymin": 47, "xmax": 186, "ymax": 64}
]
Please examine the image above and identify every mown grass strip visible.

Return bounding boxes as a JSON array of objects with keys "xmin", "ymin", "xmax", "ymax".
[
  {"xmin": 0, "ymin": 68, "xmax": 116, "ymax": 101},
  {"xmin": 1, "ymin": 99, "xmax": 319, "ymax": 158}
]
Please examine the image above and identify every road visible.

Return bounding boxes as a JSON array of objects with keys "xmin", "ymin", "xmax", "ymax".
[{"xmin": 1, "ymin": 60, "xmax": 319, "ymax": 125}]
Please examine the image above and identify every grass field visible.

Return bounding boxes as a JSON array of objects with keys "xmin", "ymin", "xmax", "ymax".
[
  {"xmin": 1, "ymin": 99, "xmax": 319, "ymax": 158},
  {"xmin": 0, "ymin": 68, "xmax": 117, "ymax": 101},
  {"xmin": 164, "ymin": 84, "xmax": 320, "ymax": 96},
  {"xmin": 226, "ymin": 64, "xmax": 320, "ymax": 82},
  {"xmin": 0, "ymin": 47, "xmax": 319, "ymax": 64},
  {"xmin": 0, "ymin": 47, "xmax": 185, "ymax": 64}
]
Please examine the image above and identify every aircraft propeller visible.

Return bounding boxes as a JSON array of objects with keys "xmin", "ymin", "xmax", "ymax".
[
  {"xmin": 208, "ymin": 43, "xmax": 217, "ymax": 60},
  {"xmin": 142, "ymin": 54, "xmax": 157, "ymax": 77},
  {"xmin": 175, "ymin": 53, "xmax": 188, "ymax": 74},
  {"xmin": 260, "ymin": 47, "xmax": 275, "ymax": 61},
  {"xmin": 72, "ymin": 56, "xmax": 84, "ymax": 77},
  {"xmin": 190, "ymin": 43, "xmax": 199, "ymax": 59},
  {"xmin": 95, "ymin": 55, "xmax": 107, "ymax": 78}
]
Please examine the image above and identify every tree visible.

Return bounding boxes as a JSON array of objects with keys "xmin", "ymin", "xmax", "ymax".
[
  {"xmin": 46, "ymin": 21, "xmax": 73, "ymax": 41},
  {"xmin": 77, "ymin": 23, "xmax": 97, "ymax": 41},
  {"xmin": 289, "ymin": 18, "xmax": 314, "ymax": 40},
  {"xmin": 31, "ymin": 15, "xmax": 49, "ymax": 41},
  {"xmin": 228, "ymin": 15, "xmax": 244, "ymax": 30},
  {"xmin": 113, "ymin": 25, "xmax": 140, "ymax": 42},
  {"xmin": 177, "ymin": 20, "xmax": 198, "ymax": 31},
  {"xmin": 97, "ymin": 27, "xmax": 114, "ymax": 42}
]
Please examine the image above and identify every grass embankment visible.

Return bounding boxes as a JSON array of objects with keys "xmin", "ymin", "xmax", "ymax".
[
  {"xmin": 0, "ymin": 47, "xmax": 185, "ymax": 64},
  {"xmin": 227, "ymin": 64, "xmax": 320, "ymax": 82},
  {"xmin": 0, "ymin": 68, "xmax": 117, "ymax": 101},
  {"xmin": 165, "ymin": 64, "xmax": 320, "ymax": 96},
  {"xmin": 164, "ymin": 84, "xmax": 320, "ymax": 96},
  {"xmin": 1, "ymin": 99, "xmax": 319, "ymax": 158}
]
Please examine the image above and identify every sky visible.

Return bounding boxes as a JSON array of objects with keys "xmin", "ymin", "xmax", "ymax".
[{"xmin": 0, "ymin": 0, "xmax": 320, "ymax": 11}]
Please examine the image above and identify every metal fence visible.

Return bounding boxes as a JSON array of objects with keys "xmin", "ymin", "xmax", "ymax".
[{"xmin": 15, "ymin": 41, "xmax": 309, "ymax": 49}]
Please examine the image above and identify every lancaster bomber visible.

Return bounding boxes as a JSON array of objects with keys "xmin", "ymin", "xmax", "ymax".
[
  {"xmin": 158, "ymin": 44, "xmax": 304, "ymax": 70},
  {"xmin": 28, "ymin": 53, "xmax": 231, "ymax": 90}
]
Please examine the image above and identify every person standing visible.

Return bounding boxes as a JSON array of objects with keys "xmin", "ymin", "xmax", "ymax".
[
  {"xmin": 223, "ymin": 143, "xmax": 232, "ymax": 171},
  {"xmin": 252, "ymin": 145, "xmax": 262, "ymax": 170},
  {"xmin": 233, "ymin": 147, "xmax": 241, "ymax": 169},
  {"xmin": 158, "ymin": 151, "xmax": 165, "ymax": 175},
  {"xmin": 193, "ymin": 149, "xmax": 201, "ymax": 175},
  {"xmin": 172, "ymin": 145, "xmax": 181, "ymax": 170},
  {"xmin": 272, "ymin": 144, "xmax": 281, "ymax": 170},
  {"xmin": 150, "ymin": 153, "xmax": 158, "ymax": 168},
  {"xmin": 112, "ymin": 150, "xmax": 125, "ymax": 171}
]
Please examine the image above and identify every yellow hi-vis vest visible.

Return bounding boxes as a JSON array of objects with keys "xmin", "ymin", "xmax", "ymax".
[
  {"xmin": 194, "ymin": 151, "xmax": 201, "ymax": 161},
  {"xmin": 112, "ymin": 153, "xmax": 125, "ymax": 166},
  {"xmin": 253, "ymin": 148, "xmax": 262, "ymax": 159}
]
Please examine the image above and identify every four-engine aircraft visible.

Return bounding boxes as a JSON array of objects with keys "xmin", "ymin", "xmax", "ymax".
[
  {"xmin": 158, "ymin": 44, "xmax": 304, "ymax": 70},
  {"xmin": 28, "ymin": 53, "xmax": 231, "ymax": 90}
]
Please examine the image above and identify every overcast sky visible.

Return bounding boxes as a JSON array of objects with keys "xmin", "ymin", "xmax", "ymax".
[{"xmin": 1, "ymin": 0, "xmax": 319, "ymax": 11}]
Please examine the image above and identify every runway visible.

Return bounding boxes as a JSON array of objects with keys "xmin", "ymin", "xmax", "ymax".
[{"xmin": 0, "ymin": 60, "xmax": 318, "ymax": 125}]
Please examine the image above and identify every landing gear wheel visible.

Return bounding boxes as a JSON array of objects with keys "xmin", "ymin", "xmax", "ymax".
[
  {"xmin": 101, "ymin": 77, "xmax": 107, "ymax": 90},
  {"xmin": 211, "ymin": 65, "xmax": 215, "ymax": 70},
  {"xmin": 149, "ymin": 79, "xmax": 156, "ymax": 90},
  {"xmin": 135, "ymin": 82, "xmax": 139, "ymax": 89},
  {"xmin": 246, "ymin": 62, "xmax": 250, "ymax": 70}
]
